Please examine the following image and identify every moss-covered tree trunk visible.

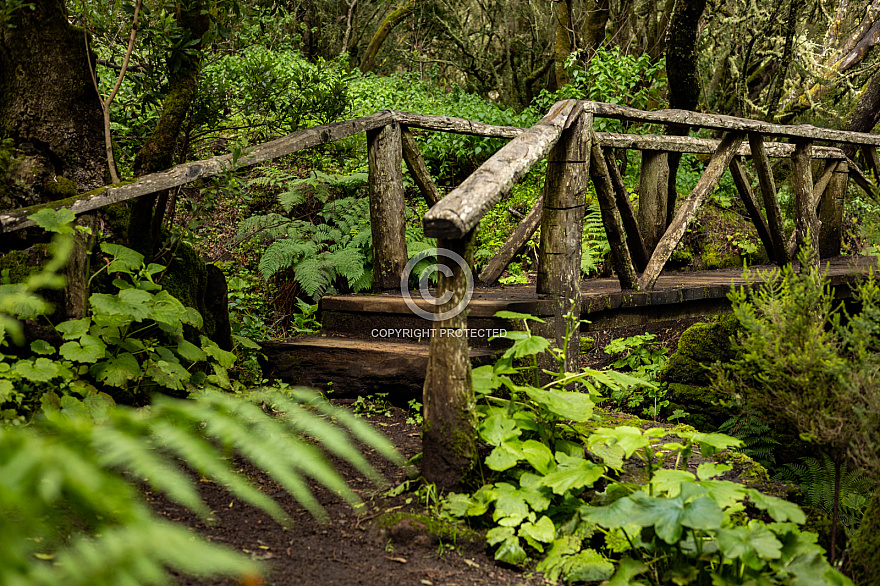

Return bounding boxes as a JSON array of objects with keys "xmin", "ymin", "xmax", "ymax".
[
  {"xmin": 359, "ymin": 0, "xmax": 418, "ymax": 74},
  {"xmin": 0, "ymin": 0, "xmax": 106, "ymax": 211},
  {"xmin": 129, "ymin": 0, "xmax": 209, "ymax": 257},
  {"xmin": 553, "ymin": 0, "xmax": 574, "ymax": 88}
]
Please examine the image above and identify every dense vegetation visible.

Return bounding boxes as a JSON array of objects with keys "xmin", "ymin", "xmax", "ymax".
[{"xmin": 2, "ymin": 0, "xmax": 880, "ymax": 583}]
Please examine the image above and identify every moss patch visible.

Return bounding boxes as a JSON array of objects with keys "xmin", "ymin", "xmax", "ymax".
[
  {"xmin": 375, "ymin": 511, "xmax": 485, "ymax": 549},
  {"xmin": 660, "ymin": 314, "xmax": 740, "ymax": 386}
]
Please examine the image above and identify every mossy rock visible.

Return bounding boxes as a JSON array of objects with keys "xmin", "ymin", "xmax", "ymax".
[
  {"xmin": 160, "ymin": 241, "xmax": 232, "ymax": 351},
  {"xmin": 849, "ymin": 490, "xmax": 880, "ymax": 586},
  {"xmin": 43, "ymin": 176, "xmax": 77, "ymax": 199},
  {"xmin": 578, "ymin": 336, "xmax": 594, "ymax": 354},
  {"xmin": 375, "ymin": 511, "xmax": 485, "ymax": 550},
  {"xmin": 666, "ymin": 383, "xmax": 731, "ymax": 430},
  {"xmin": 660, "ymin": 314, "xmax": 740, "ymax": 386}
]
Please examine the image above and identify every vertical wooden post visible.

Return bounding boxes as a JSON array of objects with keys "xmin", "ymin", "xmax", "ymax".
[
  {"xmin": 536, "ymin": 111, "xmax": 589, "ymax": 375},
  {"xmin": 639, "ymin": 132, "xmax": 744, "ymax": 290},
  {"xmin": 589, "ymin": 129, "xmax": 641, "ymax": 291},
  {"xmin": 637, "ymin": 150, "xmax": 669, "ymax": 253},
  {"xmin": 729, "ymin": 157, "xmax": 775, "ymax": 262},
  {"xmin": 819, "ymin": 160, "xmax": 848, "ymax": 259},
  {"xmin": 367, "ymin": 122, "xmax": 408, "ymax": 291},
  {"xmin": 791, "ymin": 140, "xmax": 819, "ymax": 268},
  {"xmin": 422, "ymin": 230, "xmax": 477, "ymax": 490},
  {"xmin": 604, "ymin": 147, "xmax": 649, "ymax": 271},
  {"xmin": 63, "ymin": 212, "xmax": 97, "ymax": 319},
  {"xmin": 749, "ymin": 133, "xmax": 790, "ymax": 265}
]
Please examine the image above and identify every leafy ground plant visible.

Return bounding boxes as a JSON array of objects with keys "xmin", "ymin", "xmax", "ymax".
[
  {"xmin": 0, "ymin": 209, "xmax": 403, "ymax": 585},
  {"xmin": 441, "ymin": 311, "xmax": 852, "ymax": 585}
]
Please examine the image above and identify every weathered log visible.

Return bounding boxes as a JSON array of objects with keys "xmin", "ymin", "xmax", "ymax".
[
  {"xmin": 729, "ymin": 157, "xmax": 775, "ymax": 262},
  {"xmin": 401, "ymin": 127, "xmax": 442, "ymax": 207},
  {"xmin": 819, "ymin": 161, "xmax": 848, "ymax": 258},
  {"xmin": 637, "ymin": 150, "xmax": 669, "ymax": 253},
  {"xmin": 478, "ymin": 198, "xmax": 542, "ymax": 285},
  {"xmin": 791, "ymin": 140, "xmax": 819, "ymax": 268},
  {"xmin": 391, "ymin": 111, "xmax": 524, "ymax": 138},
  {"xmin": 582, "ymin": 101, "xmax": 880, "ymax": 145},
  {"xmin": 422, "ymin": 230, "xmax": 477, "ymax": 490},
  {"xmin": 62, "ymin": 213, "xmax": 97, "ymax": 319},
  {"xmin": 0, "ymin": 111, "xmax": 395, "ymax": 233},
  {"xmin": 749, "ymin": 133, "xmax": 790, "ymax": 265},
  {"xmin": 423, "ymin": 100, "xmax": 580, "ymax": 239},
  {"xmin": 639, "ymin": 132, "xmax": 745, "ymax": 290},
  {"xmin": 589, "ymin": 129, "xmax": 641, "ymax": 291},
  {"xmin": 603, "ymin": 147, "xmax": 649, "ymax": 271},
  {"xmin": 367, "ymin": 122, "xmax": 408, "ymax": 291},
  {"xmin": 847, "ymin": 157, "xmax": 876, "ymax": 195},
  {"xmin": 536, "ymin": 112, "xmax": 589, "ymax": 374},
  {"xmin": 595, "ymin": 132, "xmax": 846, "ymax": 158}
]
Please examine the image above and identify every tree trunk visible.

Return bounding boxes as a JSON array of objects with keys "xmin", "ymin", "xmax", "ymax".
[
  {"xmin": 582, "ymin": 0, "xmax": 611, "ymax": 58},
  {"xmin": 129, "ymin": 1, "xmax": 210, "ymax": 257},
  {"xmin": 663, "ymin": 0, "xmax": 707, "ymax": 228},
  {"xmin": 0, "ymin": 0, "xmax": 106, "ymax": 210},
  {"xmin": 553, "ymin": 0, "xmax": 574, "ymax": 87},
  {"xmin": 359, "ymin": 0, "xmax": 418, "ymax": 73}
]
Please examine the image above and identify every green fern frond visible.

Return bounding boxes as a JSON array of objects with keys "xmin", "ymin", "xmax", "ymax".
[
  {"xmin": 1, "ymin": 387, "xmax": 401, "ymax": 585},
  {"xmin": 327, "ymin": 247, "xmax": 367, "ymax": 287},
  {"xmin": 294, "ymin": 257, "xmax": 332, "ymax": 298}
]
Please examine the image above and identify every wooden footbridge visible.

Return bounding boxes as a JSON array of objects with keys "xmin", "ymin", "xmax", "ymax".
[{"xmin": 3, "ymin": 99, "xmax": 880, "ymax": 484}]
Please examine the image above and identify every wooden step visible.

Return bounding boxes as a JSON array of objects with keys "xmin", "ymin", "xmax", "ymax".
[{"xmin": 259, "ymin": 335, "xmax": 499, "ymax": 399}]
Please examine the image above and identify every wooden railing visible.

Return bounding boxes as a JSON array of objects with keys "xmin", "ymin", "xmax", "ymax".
[{"xmin": 5, "ymin": 101, "xmax": 880, "ymax": 485}]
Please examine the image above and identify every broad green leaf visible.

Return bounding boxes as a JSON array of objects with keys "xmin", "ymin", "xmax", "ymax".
[
  {"xmin": 699, "ymin": 479, "xmax": 748, "ymax": 510},
  {"xmin": 176, "ymin": 339, "xmax": 207, "ymax": 363},
  {"xmin": 59, "ymin": 335, "xmax": 107, "ymax": 363},
  {"xmin": 677, "ymin": 431, "xmax": 742, "ymax": 457},
  {"xmin": 627, "ymin": 491, "xmax": 723, "ymax": 544},
  {"xmin": 540, "ymin": 452, "xmax": 603, "ymax": 495},
  {"xmin": 517, "ymin": 473, "xmax": 552, "ymax": 512},
  {"xmin": 582, "ymin": 497, "xmax": 637, "ymax": 529},
  {"xmin": 90, "ymin": 352, "xmax": 141, "ymax": 387},
  {"xmin": 501, "ymin": 331, "xmax": 551, "ymax": 359},
  {"xmin": 606, "ymin": 556, "xmax": 649, "ymax": 586},
  {"xmin": 747, "ymin": 490, "xmax": 806, "ymax": 524},
  {"xmin": 521, "ymin": 439, "xmax": 554, "ymax": 474},
  {"xmin": 563, "ymin": 549, "xmax": 615, "ymax": 583},
  {"xmin": 90, "ymin": 290, "xmax": 151, "ymax": 321},
  {"xmin": 588, "ymin": 426, "xmax": 650, "ymax": 458},
  {"xmin": 486, "ymin": 440, "xmax": 523, "ymax": 471},
  {"xmin": 181, "ymin": 307, "xmax": 203, "ymax": 328},
  {"xmin": 494, "ymin": 535, "xmax": 527, "ymax": 565},
  {"xmin": 29, "ymin": 339, "xmax": 55, "ymax": 355},
  {"xmin": 589, "ymin": 441, "xmax": 625, "ymax": 470},
  {"xmin": 101, "ymin": 242, "xmax": 144, "ymax": 273},
  {"xmin": 492, "ymin": 482, "xmax": 530, "ymax": 526},
  {"xmin": 467, "ymin": 484, "xmax": 498, "ymax": 516},
  {"xmin": 202, "ymin": 338, "xmax": 236, "ymax": 368},
  {"xmin": 486, "ymin": 525, "xmax": 514, "ymax": 545},
  {"xmin": 525, "ymin": 387, "xmax": 594, "ymax": 421},
  {"xmin": 29, "ymin": 207, "xmax": 75, "ymax": 234},
  {"xmin": 650, "ymin": 469, "xmax": 696, "ymax": 497},
  {"xmin": 716, "ymin": 522, "xmax": 783, "ymax": 570},
  {"xmin": 0, "ymin": 379, "xmax": 14, "ymax": 400},
  {"xmin": 442, "ymin": 493, "xmax": 472, "ymax": 517},
  {"xmin": 536, "ymin": 536, "xmax": 581, "ymax": 581},
  {"xmin": 472, "ymin": 364, "xmax": 503, "ymax": 394},
  {"xmin": 233, "ymin": 334, "xmax": 261, "ymax": 350},
  {"xmin": 696, "ymin": 462, "xmax": 732, "ymax": 480},
  {"xmin": 146, "ymin": 360, "xmax": 191, "ymax": 390},
  {"xmin": 519, "ymin": 515, "xmax": 556, "ymax": 544},
  {"xmin": 16, "ymin": 357, "xmax": 59, "ymax": 382},
  {"xmin": 493, "ymin": 310, "xmax": 545, "ymax": 322},
  {"xmin": 479, "ymin": 412, "xmax": 521, "ymax": 446}
]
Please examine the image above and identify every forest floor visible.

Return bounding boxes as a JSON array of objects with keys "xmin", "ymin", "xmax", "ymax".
[{"xmin": 146, "ymin": 318, "xmax": 699, "ymax": 586}]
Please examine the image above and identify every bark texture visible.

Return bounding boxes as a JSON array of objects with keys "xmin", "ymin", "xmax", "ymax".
[
  {"xmin": 129, "ymin": 0, "xmax": 210, "ymax": 256},
  {"xmin": 0, "ymin": 0, "xmax": 106, "ymax": 210}
]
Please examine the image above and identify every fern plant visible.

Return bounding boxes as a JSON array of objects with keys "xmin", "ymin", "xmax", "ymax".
[
  {"xmin": 581, "ymin": 201, "xmax": 610, "ymax": 277},
  {"xmin": 718, "ymin": 413, "xmax": 781, "ymax": 467},
  {"xmin": 1, "ymin": 209, "xmax": 404, "ymax": 585},
  {"xmin": 776, "ymin": 454, "xmax": 877, "ymax": 538}
]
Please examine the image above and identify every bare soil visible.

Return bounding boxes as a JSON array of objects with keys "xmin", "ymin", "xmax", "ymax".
[{"xmin": 148, "ymin": 405, "xmax": 550, "ymax": 586}]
